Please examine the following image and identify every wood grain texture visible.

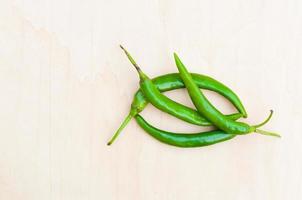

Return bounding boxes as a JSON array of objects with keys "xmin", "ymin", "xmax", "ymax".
[{"xmin": 0, "ymin": 0, "xmax": 301, "ymax": 199}]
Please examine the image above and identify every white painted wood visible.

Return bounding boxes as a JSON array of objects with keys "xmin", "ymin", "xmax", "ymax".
[{"xmin": 1, "ymin": 0, "xmax": 301, "ymax": 199}]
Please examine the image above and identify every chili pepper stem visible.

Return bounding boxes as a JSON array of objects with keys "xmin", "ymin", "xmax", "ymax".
[
  {"xmin": 107, "ymin": 112, "xmax": 134, "ymax": 145},
  {"xmin": 251, "ymin": 110, "xmax": 280, "ymax": 137},
  {"xmin": 120, "ymin": 45, "xmax": 147, "ymax": 79},
  {"xmin": 255, "ymin": 129, "xmax": 281, "ymax": 138},
  {"xmin": 254, "ymin": 110, "xmax": 274, "ymax": 128}
]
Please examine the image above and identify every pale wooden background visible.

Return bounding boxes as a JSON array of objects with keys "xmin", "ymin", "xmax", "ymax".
[{"xmin": 1, "ymin": 0, "xmax": 301, "ymax": 199}]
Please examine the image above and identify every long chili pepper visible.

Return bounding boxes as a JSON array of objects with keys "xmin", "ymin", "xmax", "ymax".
[
  {"xmin": 119, "ymin": 45, "xmax": 209, "ymax": 126},
  {"xmin": 173, "ymin": 53, "xmax": 280, "ymax": 137},
  {"xmin": 108, "ymin": 73, "xmax": 243, "ymax": 145},
  {"xmin": 107, "ymin": 46, "xmax": 246, "ymax": 145},
  {"xmin": 135, "ymin": 115, "xmax": 236, "ymax": 148},
  {"xmin": 134, "ymin": 73, "xmax": 247, "ymax": 117},
  {"xmin": 120, "ymin": 46, "xmax": 244, "ymax": 125}
]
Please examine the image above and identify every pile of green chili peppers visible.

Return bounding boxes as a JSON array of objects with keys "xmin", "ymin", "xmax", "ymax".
[{"xmin": 107, "ymin": 45, "xmax": 280, "ymax": 148}]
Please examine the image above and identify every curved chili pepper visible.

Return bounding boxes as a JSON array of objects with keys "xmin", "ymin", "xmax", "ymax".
[
  {"xmin": 135, "ymin": 115, "xmax": 236, "ymax": 148},
  {"xmin": 173, "ymin": 53, "xmax": 280, "ymax": 137},
  {"xmin": 133, "ymin": 72, "xmax": 247, "ymax": 117},
  {"xmin": 107, "ymin": 47, "xmax": 246, "ymax": 145},
  {"xmin": 107, "ymin": 73, "xmax": 243, "ymax": 145}
]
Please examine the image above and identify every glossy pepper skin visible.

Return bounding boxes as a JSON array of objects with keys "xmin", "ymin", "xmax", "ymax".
[
  {"xmin": 108, "ymin": 46, "xmax": 246, "ymax": 145},
  {"xmin": 173, "ymin": 53, "xmax": 280, "ymax": 137},
  {"xmin": 107, "ymin": 46, "xmax": 280, "ymax": 146},
  {"xmin": 135, "ymin": 115, "xmax": 236, "ymax": 148},
  {"xmin": 121, "ymin": 45, "xmax": 243, "ymax": 126},
  {"xmin": 108, "ymin": 73, "xmax": 243, "ymax": 145},
  {"xmin": 155, "ymin": 73, "xmax": 247, "ymax": 117},
  {"xmin": 132, "ymin": 73, "xmax": 247, "ymax": 119},
  {"xmin": 138, "ymin": 71, "xmax": 236, "ymax": 126}
]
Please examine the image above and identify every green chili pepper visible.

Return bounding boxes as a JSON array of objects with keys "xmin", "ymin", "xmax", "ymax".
[
  {"xmin": 135, "ymin": 115, "xmax": 236, "ymax": 148},
  {"xmin": 121, "ymin": 46, "xmax": 245, "ymax": 123},
  {"xmin": 133, "ymin": 73, "xmax": 247, "ymax": 118},
  {"xmin": 120, "ymin": 45, "xmax": 212, "ymax": 126},
  {"xmin": 108, "ymin": 74, "xmax": 242, "ymax": 145},
  {"xmin": 107, "ymin": 46, "xmax": 246, "ymax": 145},
  {"xmin": 173, "ymin": 53, "xmax": 280, "ymax": 137}
]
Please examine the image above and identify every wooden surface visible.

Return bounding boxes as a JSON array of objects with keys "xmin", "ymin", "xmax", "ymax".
[{"xmin": 1, "ymin": 0, "xmax": 302, "ymax": 199}]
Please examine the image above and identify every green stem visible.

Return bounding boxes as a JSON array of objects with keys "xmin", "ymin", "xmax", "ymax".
[
  {"xmin": 120, "ymin": 45, "xmax": 145, "ymax": 79},
  {"xmin": 107, "ymin": 112, "xmax": 134, "ymax": 145},
  {"xmin": 255, "ymin": 129, "xmax": 281, "ymax": 138},
  {"xmin": 254, "ymin": 110, "xmax": 274, "ymax": 128},
  {"xmin": 120, "ymin": 45, "xmax": 139, "ymax": 68}
]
